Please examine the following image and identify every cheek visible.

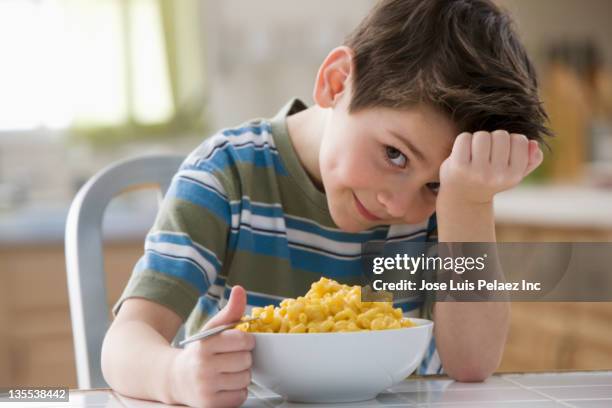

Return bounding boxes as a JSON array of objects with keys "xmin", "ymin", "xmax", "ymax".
[
  {"xmin": 403, "ymin": 197, "xmax": 436, "ymax": 224},
  {"xmin": 321, "ymin": 144, "xmax": 379, "ymax": 189},
  {"xmin": 403, "ymin": 209, "xmax": 433, "ymax": 224}
]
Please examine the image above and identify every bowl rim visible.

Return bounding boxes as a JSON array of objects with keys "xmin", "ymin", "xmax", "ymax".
[{"xmin": 248, "ymin": 317, "xmax": 433, "ymax": 336}]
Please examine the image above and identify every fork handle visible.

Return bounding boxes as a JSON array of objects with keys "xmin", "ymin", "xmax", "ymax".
[{"xmin": 179, "ymin": 321, "xmax": 238, "ymax": 347}]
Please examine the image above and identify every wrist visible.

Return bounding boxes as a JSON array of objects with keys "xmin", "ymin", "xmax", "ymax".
[
  {"xmin": 436, "ymin": 191, "xmax": 493, "ymax": 214},
  {"xmin": 435, "ymin": 193, "xmax": 496, "ymax": 242},
  {"xmin": 159, "ymin": 347, "xmax": 183, "ymax": 405}
]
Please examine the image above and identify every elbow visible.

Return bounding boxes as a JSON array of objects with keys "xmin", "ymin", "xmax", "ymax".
[
  {"xmin": 100, "ymin": 327, "xmax": 117, "ymax": 389},
  {"xmin": 447, "ymin": 365, "xmax": 494, "ymax": 382},
  {"xmin": 444, "ymin": 355, "xmax": 500, "ymax": 382}
]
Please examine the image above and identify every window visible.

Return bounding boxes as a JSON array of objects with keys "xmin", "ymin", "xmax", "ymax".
[{"xmin": 0, "ymin": 0, "xmax": 203, "ymax": 137}]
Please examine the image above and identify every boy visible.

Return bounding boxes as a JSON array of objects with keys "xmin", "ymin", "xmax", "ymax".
[{"xmin": 102, "ymin": 0, "xmax": 551, "ymax": 406}]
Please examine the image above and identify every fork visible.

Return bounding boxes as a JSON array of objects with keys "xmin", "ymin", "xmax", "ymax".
[{"xmin": 179, "ymin": 317, "xmax": 260, "ymax": 347}]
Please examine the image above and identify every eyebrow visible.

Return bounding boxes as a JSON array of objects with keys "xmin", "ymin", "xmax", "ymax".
[{"xmin": 388, "ymin": 130, "xmax": 426, "ymax": 162}]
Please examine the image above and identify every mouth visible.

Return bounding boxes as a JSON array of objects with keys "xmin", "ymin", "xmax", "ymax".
[{"xmin": 352, "ymin": 192, "xmax": 382, "ymax": 221}]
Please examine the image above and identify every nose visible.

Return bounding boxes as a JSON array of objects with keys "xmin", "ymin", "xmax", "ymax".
[{"xmin": 376, "ymin": 189, "xmax": 413, "ymax": 219}]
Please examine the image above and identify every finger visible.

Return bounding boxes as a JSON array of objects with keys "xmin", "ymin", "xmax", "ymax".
[
  {"xmin": 217, "ymin": 369, "xmax": 252, "ymax": 391},
  {"xmin": 509, "ymin": 133, "xmax": 529, "ymax": 174},
  {"xmin": 451, "ymin": 132, "xmax": 472, "ymax": 164},
  {"xmin": 491, "ymin": 130, "xmax": 511, "ymax": 170},
  {"xmin": 212, "ymin": 389, "xmax": 248, "ymax": 407},
  {"xmin": 524, "ymin": 140, "xmax": 543, "ymax": 176},
  {"xmin": 211, "ymin": 351, "xmax": 252, "ymax": 373},
  {"xmin": 204, "ymin": 329, "xmax": 255, "ymax": 354},
  {"xmin": 203, "ymin": 286, "xmax": 247, "ymax": 330},
  {"xmin": 472, "ymin": 131, "xmax": 492, "ymax": 165}
]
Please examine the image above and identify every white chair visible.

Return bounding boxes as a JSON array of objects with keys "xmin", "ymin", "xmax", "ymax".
[{"xmin": 65, "ymin": 154, "xmax": 184, "ymax": 389}]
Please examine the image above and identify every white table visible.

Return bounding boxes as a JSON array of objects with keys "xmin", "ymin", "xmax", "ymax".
[{"xmin": 3, "ymin": 371, "xmax": 611, "ymax": 407}]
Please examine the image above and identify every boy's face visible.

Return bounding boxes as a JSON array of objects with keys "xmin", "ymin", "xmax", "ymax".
[{"xmin": 319, "ymin": 93, "xmax": 457, "ymax": 233}]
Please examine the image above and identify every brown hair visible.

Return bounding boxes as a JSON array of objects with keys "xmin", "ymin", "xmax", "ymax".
[{"xmin": 345, "ymin": 0, "xmax": 552, "ymax": 142}]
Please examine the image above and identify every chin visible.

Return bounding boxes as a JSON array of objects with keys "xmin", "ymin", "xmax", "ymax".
[
  {"xmin": 329, "ymin": 205, "xmax": 365, "ymax": 232},
  {"xmin": 338, "ymin": 221, "xmax": 367, "ymax": 233}
]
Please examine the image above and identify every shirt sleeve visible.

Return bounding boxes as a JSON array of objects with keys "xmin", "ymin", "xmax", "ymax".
[{"xmin": 113, "ymin": 149, "xmax": 233, "ymax": 322}]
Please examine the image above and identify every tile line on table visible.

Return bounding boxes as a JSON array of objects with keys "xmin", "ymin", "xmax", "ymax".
[
  {"xmin": 254, "ymin": 396, "xmax": 279, "ymax": 408},
  {"xmin": 553, "ymin": 397, "xmax": 612, "ymax": 403},
  {"xmin": 110, "ymin": 391, "xmax": 130, "ymax": 408},
  {"xmin": 502, "ymin": 375, "xmax": 575, "ymax": 408}
]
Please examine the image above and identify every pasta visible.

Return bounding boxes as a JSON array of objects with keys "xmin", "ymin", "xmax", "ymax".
[{"xmin": 236, "ymin": 277, "xmax": 415, "ymax": 333}]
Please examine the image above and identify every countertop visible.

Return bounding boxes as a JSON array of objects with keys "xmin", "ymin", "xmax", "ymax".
[
  {"xmin": 1, "ymin": 185, "xmax": 612, "ymax": 245},
  {"xmin": 494, "ymin": 185, "xmax": 612, "ymax": 229},
  {"xmin": 2, "ymin": 371, "xmax": 611, "ymax": 407},
  {"xmin": 0, "ymin": 190, "xmax": 159, "ymax": 245}
]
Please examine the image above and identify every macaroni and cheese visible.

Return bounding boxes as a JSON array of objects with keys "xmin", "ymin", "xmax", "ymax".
[{"xmin": 236, "ymin": 277, "xmax": 415, "ymax": 333}]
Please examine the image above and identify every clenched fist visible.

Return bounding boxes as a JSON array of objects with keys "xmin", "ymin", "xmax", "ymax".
[
  {"xmin": 169, "ymin": 286, "xmax": 254, "ymax": 408},
  {"xmin": 438, "ymin": 130, "xmax": 543, "ymax": 206}
]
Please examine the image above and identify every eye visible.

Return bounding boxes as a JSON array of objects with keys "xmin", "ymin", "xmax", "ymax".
[
  {"xmin": 426, "ymin": 182, "xmax": 440, "ymax": 194},
  {"xmin": 385, "ymin": 146, "xmax": 407, "ymax": 168}
]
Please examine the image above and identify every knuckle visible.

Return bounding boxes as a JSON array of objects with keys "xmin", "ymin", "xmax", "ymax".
[
  {"xmin": 494, "ymin": 174, "xmax": 507, "ymax": 186},
  {"xmin": 492, "ymin": 129, "xmax": 509, "ymax": 138},
  {"xmin": 246, "ymin": 333, "xmax": 256, "ymax": 349},
  {"xmin": 510, "ymin": 174, "xmax": 523, "ymax": 185},
  {"xmin": 239, "ymin": 332, "xmax": 255, "ymax": 349},
  {"xmin": 232, "ymin": 389, "xmax": 248, "ymax": 406},
  {"xmin": 222, "ymin": 329, "xmax": 241, "ymax": 346},
  {"xmin": 235, "ymin": 332, "xmax": 248, "ymax": 348},
  {"xmin": 229, "ymin": 369, "xmax": 250, "ymax": 388},
  {"xmin": 511, "ymin": 133, "xmax": 528, "ymax": 144},
  {"xmin": 218, "ymin": 328, "xmax": 236, "ymax": 344},
  {"xmin": 482, "ymin": 175, "xmax": 494, "ymax": 187},
  {"xmin": 473, "ymin": 130, "xmax": 490, "ymax": 139},
  {"xmin": 454, "ymin": 165, "xmax": 470, "ymax": 180},
  {"xmin": 471, "ymin": 171, "xmax": 486, "ymax": 182},
  {"xmin": 243, "ymin": 351, "xmax": 253, "ymax": 368}
]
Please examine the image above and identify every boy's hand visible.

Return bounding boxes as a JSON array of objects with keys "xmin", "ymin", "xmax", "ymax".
[
  {"xmin": 169, "ymin": 286, "xmax": 254, "ymax": 408},
  {"xmin": 438, "ymin": 130, "xmax": 542, "ymax": 206}
]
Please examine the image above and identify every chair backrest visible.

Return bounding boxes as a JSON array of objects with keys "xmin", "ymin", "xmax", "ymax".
[{"xmin": 65, "ymin": 154, "xmax": 184, "ymax": 389}]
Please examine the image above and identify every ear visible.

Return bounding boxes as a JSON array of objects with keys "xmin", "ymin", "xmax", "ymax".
[{"xmin": 313, "ymin": 46, "xmax": 354, "ymax": 109}]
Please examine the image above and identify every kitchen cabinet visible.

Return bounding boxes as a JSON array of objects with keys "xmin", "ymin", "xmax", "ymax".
[
  {"xmin": 493, "ymin": 185, "xmax": 612, "ymax": 371},
  {"xmin": 0, "ymin": 241, "xmax": 142, "ymax": 387},
  {"xmin": 496, "ymin": 222, "xmax": 612, "ymax": 372}
]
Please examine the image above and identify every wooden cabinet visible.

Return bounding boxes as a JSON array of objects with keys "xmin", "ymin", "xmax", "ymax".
[
  {"xmin": 0, "ymin": 241, "xmax": 142, "ymax": 388},
  {"xmin": 499, "ymin": 302, "xmax": 612, "ymax": 372},
  {"xmin": 496, "ymin": 223, "xmax": 612, "ymax": 372}
]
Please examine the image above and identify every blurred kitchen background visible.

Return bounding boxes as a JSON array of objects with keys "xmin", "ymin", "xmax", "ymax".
[{"xmin": 1, "ymin": 0, "xmax": 611, "ymax": 388}]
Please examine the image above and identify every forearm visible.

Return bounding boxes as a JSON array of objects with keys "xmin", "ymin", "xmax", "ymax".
[
  {"xmin": 437, "ymin": 198, "xmax": 496, "ymax": 242},
  {"xmin": 434, "ymin": 199, "xmax": 510, "ymax": 381},
  {"xmin": 101, "ymin": 320, "xmax": 180, "ymax": 404},
  {"xmin": 433, "ymin": 300, "xmax": 509, "ymax": 381}
]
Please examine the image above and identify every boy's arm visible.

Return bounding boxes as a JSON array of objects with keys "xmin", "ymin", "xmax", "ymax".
[
  {"xmin": 434, "ymin": 200, "xmax": 509, "ymax": 381},
  {"xmin": 433, "ymin": 130, "xmax": 542, "ymax": 381},
  {"xmin": 101, "ymin": 298, "xmax": 182, "ymax": 404},
  {"xmin": 102, "ymin": 289, "xmax": 253, "ymax": 407}
]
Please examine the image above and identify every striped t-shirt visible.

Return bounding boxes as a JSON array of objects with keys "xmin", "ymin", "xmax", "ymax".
[{"xmin": 114, "ymin": 98, "xmax": 443, "ymax": 375}]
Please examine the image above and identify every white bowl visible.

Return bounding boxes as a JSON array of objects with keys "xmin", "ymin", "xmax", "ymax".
[{"xmin": 251, "ymin": 318, "xmax": 433, "ymax": 403}]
